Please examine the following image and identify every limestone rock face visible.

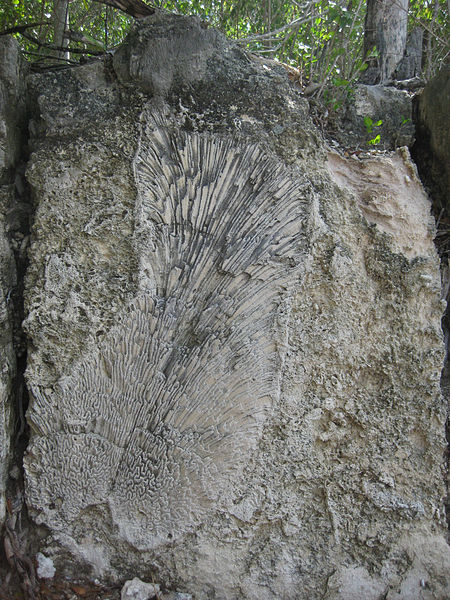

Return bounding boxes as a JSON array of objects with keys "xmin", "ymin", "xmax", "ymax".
[
  {"xmin": 0, "ymin": 185, "xmax": 16, "ymax": 527},
  {"xmin": 0, "ymin": 37, "xmax": 28, "ymax": 524},
  {"xmin": 328, "ymin": 84, "xmax": 415, "ymax": 151},
  {"xmin": 414, "ymin": 66, "xmax": 450, "ymax": 213},
  {"xmin": 413, "ymin": 65, "xmax": 450, "ymax": 560},
  {"xmin": 22, "ymin": 13, "xmax": 449, "ymax": 599}
]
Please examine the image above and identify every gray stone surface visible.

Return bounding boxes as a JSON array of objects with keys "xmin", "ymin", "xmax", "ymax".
[
  {"xmin": 121, "ymin": 578, "xmax": 159, "ymax": 600},
  {"xmin": 395, "ymin": 27, "xmax": 423, "ymax": 81},
  {"xmin": 0, "ymin": 186, "xmax": 16, "ymax": 525},
  {"xmin": 36, "ymin": 552, "xmax": 56, "ymax": 579},
  {"xmin": 414, "ymin": 66, "xmax": 450, "ymax": 214},
  {"xmin": 20, "ymin": 12, "xmax": 450, "ymax": 599},
  {"xmin": 0, "ymin": 36, "xmax": 27, "ymax": 524},
  {"xmin": 414, "ymin": 66, "xmax": 450, "ymax": 547},
  {"xmin": 326, "ymin": 83, "xmax": 415, "ymax": 150}
]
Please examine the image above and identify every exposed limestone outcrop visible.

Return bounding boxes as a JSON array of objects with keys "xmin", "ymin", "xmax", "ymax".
[
  {"xmin": 324, "ymin": 84, "xmax": 415, "ymax": 151},
  {"xmin": 413, "ymin": 66, "xmax": 450, "ymax": 214},
  {"xmin": 0, "ymin": 37, "xmax": 28, "ymax": 525},
  {"xmin": 0, "ymin": 140, "xmax": 16, "ymax": 528},
  {"xmin": 412, "ymin": 67, "xmax": 450, "ymax": 535},
  {"xmin": 0, "ymin": 12, "xmax": 449, "ymax": 599}
]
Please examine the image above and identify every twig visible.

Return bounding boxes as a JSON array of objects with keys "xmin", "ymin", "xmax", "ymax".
[
  {"xmin": 239, "ymin": 11, "xmax": 317, "ymax": 43},
  {"xmin": 391, "ymin": 0, "xmax": 449, "ymax": 48},
  {"xmin": 93, "ymin": 0, "xmax": 155, "ymax": 19},
  {"xmin": 20, "ymin": 31, "xmax": 105, "ymax": 55},
  {"xmin": 64, "ymin": 29, "xmax": 104, "ymax": 48},
  {"xmin": 22, "ymin": 50, "xmax": 79, "ymax": 64},
  {"xmin": 436, "ymin": 207, "xmax": 445, "ymax": 229},
  {"xmin": 251, "ymin": 44, "xmax": 283, "ymax": 55},
  {"xmin": 0, "ymin": 22, "xmax": 50, "ymax": 36}
]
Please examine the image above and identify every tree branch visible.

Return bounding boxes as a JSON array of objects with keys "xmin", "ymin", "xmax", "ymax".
[
  {"xmin": 0, "ymin": 22, "xmax": 50, "ymax": 36},
  {"xmin": 64, "ymin": 29, "xmax": 104, "ymax": 49},
  {"xmin": 20, "ymin": 31, "xmax": 105, "ymax": 55},
  {"xmin": 22, "ymin": 50, "xmax": 79, "ymax": 65},
  {"xmin": 92, "ymin": 0, "xmax": 155, "ymax": 19},
  {"xmin": 239, "ymin": 13, "xmax": 316, "ymax": 43}
]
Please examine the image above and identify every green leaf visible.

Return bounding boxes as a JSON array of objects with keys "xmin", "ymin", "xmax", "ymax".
[
  {"xmin": 364, "ymin": 116, "xmax": 373, "ymax": 132},
  {"xmin": 333, "ymin": 77, "xmax": 349, "ymax": 87},
  {"xmin": 368, "ymin": 134, "xmax": 381, "ymax": 145}
]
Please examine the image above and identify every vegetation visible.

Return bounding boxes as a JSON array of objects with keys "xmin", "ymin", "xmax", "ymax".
[{"xmin": 0, "ymin": 0, "xmax": 449, "ymax": 87}]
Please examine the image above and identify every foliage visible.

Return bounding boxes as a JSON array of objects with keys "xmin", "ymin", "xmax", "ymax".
[
  {"xmin": 0, "ymin": 0, "xmax": 133, "ymax": 65},
  {"xmin": 0, "ymin": 0, "xmax": 448, "ymax": 84},
  {"xmin": 364, "ymin": 116, "xmax": 382, "ymax": 145},
  {"xmin": 409, "ymin": 0, "xmax": 450, "ymax": 77},
  {"xmin": 147, "ymin": 0, "xmax": 450, "ymax": 87},
  {"xmin": 155, "ymin": 1, "xmax": 368, "ymax": 88}
]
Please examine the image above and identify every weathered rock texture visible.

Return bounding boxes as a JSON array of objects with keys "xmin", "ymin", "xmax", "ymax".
[
  {"xmin": 394, "ymin": 27, "xmax": 423, "ymax": 81},
  {"xmin": 413, "ymin": 66, "xmax": 450, "ymax": 539},
  {"xmin": 0, "ymin": 37, "xmax": 28, "ymax": 524},
  {"xmin": 6, "ymin": 12, "xmax": 449, "ymax": 599},
  {"xmin": 326, "ymin": 84, "xmax": 415, "ymax": 151},
  {"xmin": 413, "ymin": 66, "xmax": 450, "ymax": 215},
  {"xmin": 0, "ymin": 189, "xmax": 14, "ymax": 526}
]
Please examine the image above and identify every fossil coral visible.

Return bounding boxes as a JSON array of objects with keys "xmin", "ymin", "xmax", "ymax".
[{"xmin": 25, "ymin": 114, "xmax": 309, "ymax": 549}]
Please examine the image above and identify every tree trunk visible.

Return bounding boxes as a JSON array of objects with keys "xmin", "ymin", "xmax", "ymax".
[
  {"xmin": 395, "ymin": 26, "xmax": 423, "ymax": 80},
  {"xmin": 53, "ymin": 0, "xmax": 69, "ymax": 60},
  {"xmin": 363, "ymin": 0, "xmax": 409, "ymax": 83}
]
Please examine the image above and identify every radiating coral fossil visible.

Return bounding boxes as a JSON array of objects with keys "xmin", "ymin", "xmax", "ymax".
[{"xmin": 25, "ymin": 113, "xmax": 309, "ymax": 550}]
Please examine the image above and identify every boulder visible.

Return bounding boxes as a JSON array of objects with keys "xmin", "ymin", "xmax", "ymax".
[{"xmin": 20, "ymin": 13, "xmax": 449, "ymax": 599}]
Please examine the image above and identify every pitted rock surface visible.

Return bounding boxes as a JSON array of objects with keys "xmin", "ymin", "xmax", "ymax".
[
  {"xmin": 17, "ymin": 12, "xmax": 450, "ymax": 600},
  {"xmin": 0, "ymin": 36, "xmax": 29, "ymax": 525}
]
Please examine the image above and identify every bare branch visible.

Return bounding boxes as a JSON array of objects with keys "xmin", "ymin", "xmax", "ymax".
[
  {"xmin": 238, "ymin": 13, "xmax": 317, "ymax": 43},
  {"xmin": 20, "ymin": 31, "xmax": 105, "ymax": 55},
  {"xmin": 0, "ymin": 22, "xmax": 50, "ymax": 36},
  {"xmin": 64, "ymin": 29, "xmax": 104, "ymax": 48},
  {"xmin": 391, "ymin": 0, "xmax": 449, "ymax": 47},
  {"xmin": 92, "ymin": 0, "xmax": 155, "ymax": 19},
  {"xmin": 22, "ymin": 50, "xmax": 79, "ymax": 64}
]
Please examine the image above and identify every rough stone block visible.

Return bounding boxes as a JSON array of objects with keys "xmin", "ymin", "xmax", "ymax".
[
  {"xmin": 0, "ymin": 36, "xmax": 27, "ymax": 525},
  {"xmin": 414, "ymin": 66, "xmax": 450, "ymax": 213},
  {"xmin": 0, "ymin": 187, "xmax": 16, "ymax": 524},
  {"xmin": 21, "ymin": 13, "xmax": 450, "ymax": 599},
  {"xmin": 329, "ymin": 83, "xmax": 415, "ymax": 150}
]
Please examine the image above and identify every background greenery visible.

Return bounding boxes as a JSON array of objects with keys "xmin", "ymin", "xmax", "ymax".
[{"xmin": 1, "ymin": 0, "xmax": 449, "ymax": 85}]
